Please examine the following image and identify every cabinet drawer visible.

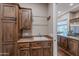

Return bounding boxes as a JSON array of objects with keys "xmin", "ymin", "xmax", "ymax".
[
  {"xmin": 42, "ymin": 41, "xmax": 52, "ymax": 47},
  {"xmin": 18, "ymin": 43, "xmax": 29, "ymax": 48},
  {"xmin": 19, "ymin": 49, "xmax": 30, "ymax": 56},
  {"xmin": 31, "ymin": 42, "xmax": 42, "ymax": 47}
]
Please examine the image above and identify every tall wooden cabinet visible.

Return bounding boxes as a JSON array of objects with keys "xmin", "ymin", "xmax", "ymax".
[{"xmin": 0, "ymin": 4, "xmax": 19, "ymax": 56}]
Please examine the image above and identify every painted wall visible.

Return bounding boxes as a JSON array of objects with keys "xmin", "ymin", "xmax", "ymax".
[
  {"xmin": 19, "ymin": 3, "xmax": 48, "ymax": 35},
  {"xmin": 48, "ymin": 4, "xmax": 53, "ymax": 37}
]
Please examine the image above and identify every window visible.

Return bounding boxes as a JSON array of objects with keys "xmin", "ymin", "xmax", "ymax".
[{"xmin": 57, "ymin": 19, "xmax": 68, "ymax": 36}]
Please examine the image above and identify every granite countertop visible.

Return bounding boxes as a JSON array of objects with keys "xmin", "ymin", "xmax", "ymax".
[
  {"xmin": 57, "ymin": 34, "xmax": 79, "ymax": 40},
  {"xmin": 17, "ymin": 37, "xmax": 52, "ymax": 43}
]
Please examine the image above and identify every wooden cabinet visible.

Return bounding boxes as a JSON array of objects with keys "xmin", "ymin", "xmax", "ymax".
[
  {"xmin": 31, "ymin": 48, "xmax": 43, "ymax": 56},
  {"xmin": 19, "ymin": 8, "xmax": 32, "ymax": 30},
  {"xmin": 58, "ymin": 35, "xmax": 79, "ymax": 56},
  {"xmin": 17, "ymin": 37, "xmax": 53, "ymax": 56},
  {"xmin": 1, "ymin": 20, "xmax": 17, "ymax": 56},
  {"xmin": 1, "ymin": 4, "xmax": 18, "ymax": 19},
  {"xmin": 18, "ymin": 42, "xmax": 30, "ymax": 56},
  {"xmin": 68, "ymin": 38, "xmax": 78, "ymax": 56},
  {"xmin": 59, "ymin": 36, "xmax": 68, "ymax": 50},
  {"xmin": 19, "ymin": 49, "xmax": 30, "ymax": 56},
  {"xmin": 2, "ymin": 20, "xmax": 16, "ymax": 42},
  {"xmin": 2, "ymin": 43, "xmax": 16, "ymax": 56},
  {"xmin": 43, "ymin": 48, "xmax": 52, "ymax": 56},
  {"xmin": 30, "ymin": 41, "xmax": 43, "ymax": 56},
  {"xmin": 0, "ymin": 4, "xmax": 19, "ymax": 56}
]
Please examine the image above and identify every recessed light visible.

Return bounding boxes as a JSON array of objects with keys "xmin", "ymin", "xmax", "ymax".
[{"xmin": 69, "ymin": 3, "xmax": 74, "ymax": 6}]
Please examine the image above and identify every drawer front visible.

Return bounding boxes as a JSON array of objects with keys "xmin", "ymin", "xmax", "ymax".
[
  {"xmin": 31, "ymin": 41, "xmax": 52, "ymax": 47},
  {"xmin": 31, "ymin": 42, "xmax": 42, "ymax": 47},
  {"xmin": 19, "ymin": 49, "xmax": 30, "ymax": 56},
  {"xmin": 42, "ymin": 41, "xmax": 52, "ymax": 47},
  {"xmin": 18, "ymin": 43, "xmax": 29, "ymax": 48}
]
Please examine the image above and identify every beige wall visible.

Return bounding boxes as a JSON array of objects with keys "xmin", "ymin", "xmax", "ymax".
[
  {"xmin": 19, "ymin": 3, "xmax": 48, "ymax": 35},
  {"xmin": 48, "ymin": 4, "xmax": 53, "ymax": 37}
]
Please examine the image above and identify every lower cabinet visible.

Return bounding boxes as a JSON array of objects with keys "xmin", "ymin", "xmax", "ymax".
[
  {"xmin": 2, "ymin": 42, "xmax": 16, "ymax": 56},
  {"xmin": 68, "ymin": 38, "xmax": 78, "ymax": 56},
  {"xmin": 17, "ymin": 40, "xmax": 53, "ymax": 56},
  {"xmin": 58, "ymin": 35, "xmax": 79, "ymax": 56},
  {"xmin": 58, "ymin": 35, "xmax": 68, "ymax": 50},
  {"xmin": 31, "ymin": 48, "xmax": 43, "ymax": 56},
  {"xmin": 43, "ymin": 48, "xmax": 52, "ymax": 56},
  {"xmin": 19, "ymin": 49, "xmax": 30, "ymax": 56}
]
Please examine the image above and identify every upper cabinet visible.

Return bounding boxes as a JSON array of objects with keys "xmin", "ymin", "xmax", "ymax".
[
  {"xmin": 69, "ymin": 12, "xmax": 79, "ymax": 26},
  {"xmin": 1, "ymin": 4, "xmax": 18, "ymax": 19},
  {"xmin": 19, "ymin": 8, "xmax": 32, "ymax": 30}
]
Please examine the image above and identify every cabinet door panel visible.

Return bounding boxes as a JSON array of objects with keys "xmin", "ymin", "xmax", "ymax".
[
  {"xmin": 68, "ymin": 39, "xmax": 78, "ymax": 55},
  {"xmin": 2, "ymin": 4, "xmax": 16, "ymax": 18},
  {"xmin": 0, "ymin": 44, "xmax": 2, "ymax": 56},
  {"xmin": 1, "ymin": 20, "xmax": 16, "ymax": 56},
  {"xmin": 2, "ymin": 43, "xmax": 15, "ymax": 56},
  {"xmin": 19, "ymin": 49, "xmax": 30, "ymax": 56},
  {"xmin": 31, "ymin": 48, "xmax": 43, "ymax": 56},
  {"xmin": 2, "ymin": 20, "xmax": 16, "ymax": 42},
  {"xmin": 60, "ymin": 36, "xmax": 68, "ymax": 49},
  {"xmin": 19, "ymin": 9, "xmax": 32, "ymax": 30},
  {"xmin": 43, "ymin": 48, "xmax": 52, "ymax": 56}
]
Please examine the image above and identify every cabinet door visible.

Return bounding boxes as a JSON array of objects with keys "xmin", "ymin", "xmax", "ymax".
[
  {"xmin": 43, "ymin": 48, "xmax": 52, "ymax": 56},
  {"xmin": 19, "ymin": 9, "xmax": 32, "ymax": 30},
  {"xmin": 0, "ymin": 44, "xmax": 2, "ymax": 56},
  {"xmin": 60, "ymin": 36, "xmax": 68, "ymax": 49},
  {"xmin": 2, "ymin": 43, "xmax": 15, "ymax": 56},
  {"xmin": 2, "ymin": 20, "xmax": 16, "ymax": 42},
  {"xmin": 31, "ymin": 48, "xmax": 43, "ymax": 56},
  {"xmin": 19, "ymin": 49, "xmax": 30, "ymax": 56},
  {"xmin": 57, "ymin": 35, "xmax": 61, "ymax": 46},
  {"xmin": 68, "ymin": 39, "xmax": 78, "ymax": 55},
  {"xmin": 1, "ymin": 19, "xmax": 16, "ymax": 56},
  {"xmin": 2, "ymin": 4, "xmax": 16, "ymax": 18}
]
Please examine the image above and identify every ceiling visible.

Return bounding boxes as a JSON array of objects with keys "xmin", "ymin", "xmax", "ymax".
[{"xmin": 56, "ymin": 3, "xmax": 79, "ymax": 16}]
